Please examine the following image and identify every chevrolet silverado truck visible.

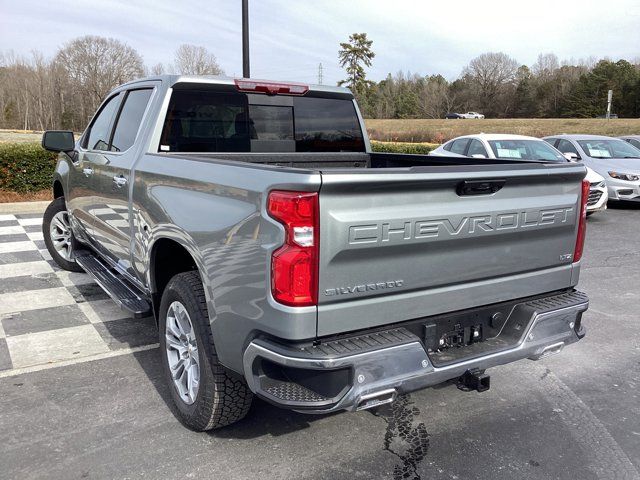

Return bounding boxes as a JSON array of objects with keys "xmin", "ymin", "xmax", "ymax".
[{"xmin": 41, "ymin": 75, "xmax": 590, "ymax": 431}]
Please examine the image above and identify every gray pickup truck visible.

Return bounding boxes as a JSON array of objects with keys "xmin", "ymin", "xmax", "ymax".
[{"xmin": 41, "ymin": 75, "xmax": 590, "ymax": 431}]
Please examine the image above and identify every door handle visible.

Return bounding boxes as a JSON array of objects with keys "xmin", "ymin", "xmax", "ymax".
[
  {"xmin": 456, "ymin": 179, "xmax": 506, "ymax": 196},
  {"xmin": 113, "ymin": 175, "xmax": 128, "ymax": 188},
  {"xmin": 82, "ymin": 167, "xmax": 94, "ymax": 177}
]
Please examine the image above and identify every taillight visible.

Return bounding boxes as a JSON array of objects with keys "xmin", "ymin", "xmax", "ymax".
[
  {"xmin": 268, "ymin": 190, "xmax": 319, "ymax": 306},
  {"xmin": 234, "ymin": 79, "xmax": 309, "ymax": 96},
  {"xmin": 573, "ymin": 179, "xmax": 590, "ymax": 263}
]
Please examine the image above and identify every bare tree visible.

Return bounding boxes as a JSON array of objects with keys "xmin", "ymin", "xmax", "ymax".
[
  {"xmin": 149, "ymin": 62, "xmax": 167, "ymax": 75},
  {"xmin": 532, "ymin": 53, "xmax": 560, "ymax": 78},
  {"xmin": 463, "ymin": 52, "xmax": 519, "ymax": 115},
  {"xmin": 55, "ymin": 35, "xmax": 144, "ymax": 124},
  {"xmin": 173, "ymin": 44, "xmax": 223, "ymax": 75}
]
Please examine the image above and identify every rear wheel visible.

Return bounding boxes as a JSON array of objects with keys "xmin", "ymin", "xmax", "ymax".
[
  {"xmin": 42, "ymin": 197, "xmax": 83, "ymax": 272},
  {"xmin": 159, "ymin": 271, "xmax": 253, "ymax": 431}
]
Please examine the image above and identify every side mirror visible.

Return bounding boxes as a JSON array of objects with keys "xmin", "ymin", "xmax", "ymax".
[
  {"xmin": 471, "ymin": 154, "xmax": 486, "ymax": 159},
  {"xmin": 42, "ymin": 131, "xmax": 75, "ymax": 152},
  {"xmin": 563, "ymin": 152, "xmax": 579, "ymax": 162}
]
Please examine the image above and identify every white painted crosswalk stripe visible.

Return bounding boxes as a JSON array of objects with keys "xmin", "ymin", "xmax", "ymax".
[
  {"xmin": 0, "ymin": 241, "xmax": 37, "ymax": 254},
  {"xmin": 0, "ymin": 211, "xmax": 157, "ymax": 375},
  {"xmin": 0, "ymin": 261, "xmax": 53, "ymax": 279}
]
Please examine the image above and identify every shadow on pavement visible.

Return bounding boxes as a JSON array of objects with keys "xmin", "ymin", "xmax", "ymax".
[
  {"xmin": 607, "ymin": 200, "xmax": 640, "ymax": 211},
  {"xmin": 130, "ymin": 347, "xmax": 337, "ymax": 439}
]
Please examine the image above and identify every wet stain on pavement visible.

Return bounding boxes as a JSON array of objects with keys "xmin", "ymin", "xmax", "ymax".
[{"xmin": 375, "ymin": 394, "xmax": 430, "ymax": 479}]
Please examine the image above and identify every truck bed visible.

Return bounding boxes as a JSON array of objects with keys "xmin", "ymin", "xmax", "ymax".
[{"xmin": 170, "ymin": 152, "xmax": 539, "ymax": 170}]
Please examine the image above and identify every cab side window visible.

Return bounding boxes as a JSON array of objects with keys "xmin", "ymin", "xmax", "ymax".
[
  {"xmin": 467, "ymin": 139, "xmax": 488, "ymax": 157},
  {"xmin": 557, "ymin": 139, "xmax": 579, "ymax": 157},
  {"xmin": 110, "ymin": 89, "xmax": 153, "ymax": 152},
  {"xmin": 84, "ymin": 94, "xmax": 121, "ymax": 151},
  {"xmin": 450, "ymin": 139, "xmax": 470, "ymax": 155}
]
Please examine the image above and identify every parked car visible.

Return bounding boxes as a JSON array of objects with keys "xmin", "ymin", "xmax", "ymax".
[
  {"xmin": 431, "ymin": 134, "xmax": 608, "ymax": 214},
  {"xmin": 459, "ymin": 111, "xmax": 485, "ymax": 119},
  {"xmin": 445, "ymin": 112, "xmax": 463, "ymax": 119},
  {"xmin": 41, "ymin": 75, "xmax": 590, "ymax": 431},
  {"xmin": 544, "ymin": 134, "xmax": 640, "ymax": 203},
  {"xmin": 620, "ymin": 135, "xmax": 640, "ymax": 150}
]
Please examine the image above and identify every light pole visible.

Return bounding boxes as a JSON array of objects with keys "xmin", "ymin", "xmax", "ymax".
[{"xmin": 242, "ymin": 0, "xmax": 250, "ymax": 78}]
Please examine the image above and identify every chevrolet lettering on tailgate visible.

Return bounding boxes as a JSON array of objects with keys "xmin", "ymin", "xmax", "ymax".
[{"xmin": 348, "ymin": 207, "xmax": 575, "ymax": 245}]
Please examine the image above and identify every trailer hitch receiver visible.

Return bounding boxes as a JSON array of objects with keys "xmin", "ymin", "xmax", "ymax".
[{"xmin": 457, "ymin": 369, "xmax": 491, "ymax": 393}]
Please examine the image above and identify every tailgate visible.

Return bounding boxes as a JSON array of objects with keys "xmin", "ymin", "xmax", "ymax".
[{"xmin": 316, "ymin": 163, "xmax": 586, "ymax": 336}]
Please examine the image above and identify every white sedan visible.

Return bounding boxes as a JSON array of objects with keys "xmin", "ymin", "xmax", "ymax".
[{"xmin": 430, "ymin": 133, "xmax": 608, "ymax": 214}]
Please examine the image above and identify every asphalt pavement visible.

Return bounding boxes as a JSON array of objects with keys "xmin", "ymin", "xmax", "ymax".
[{"xmin": 0, "ymin": 204, "xmax": 639, "ymax": 480}]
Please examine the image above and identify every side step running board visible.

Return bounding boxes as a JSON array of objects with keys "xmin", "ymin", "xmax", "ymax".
[{"xmin": 75, "ymin": 250, "xmax": 151, "ymax": 318}]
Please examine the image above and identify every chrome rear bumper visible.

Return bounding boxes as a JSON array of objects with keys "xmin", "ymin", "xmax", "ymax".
[{"xmin": 243, "ymin": 291, "xmax": 588, "ymax": 413}]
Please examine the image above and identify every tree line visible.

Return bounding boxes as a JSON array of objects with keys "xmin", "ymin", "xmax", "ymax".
[
  {"xmin": 2, "ymin": 33, "xmax": 639, "ymax": 132},
  {"xmin": 0, "ymin": 36, "xmax": 222, "ymax": 132},
  {"xmin": 339, "ymin": 33, "xmax": 640, "ymax": 119}
]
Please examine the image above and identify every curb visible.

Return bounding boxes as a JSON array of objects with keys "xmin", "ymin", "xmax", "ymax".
[{"xmin": 0, "ymin": 201, "xmax": 49, "ymax": 214}]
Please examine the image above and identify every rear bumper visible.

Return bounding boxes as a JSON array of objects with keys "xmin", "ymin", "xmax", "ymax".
[{"xmin": 243, "ymin": 290, "xmax": 588, "ymax": 413}]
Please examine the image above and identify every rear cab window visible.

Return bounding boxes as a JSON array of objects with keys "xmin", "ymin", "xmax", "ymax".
[{"xmin": 159, "ymin": 85, "xmax": 365, "ymax": 153}]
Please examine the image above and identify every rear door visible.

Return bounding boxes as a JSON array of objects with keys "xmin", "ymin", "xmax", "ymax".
[
  {"xmin": 86, "ymin": 87, "xmax": 154, "ymax": 276},
  {"xmin": 316, "ymin": 163, "xmax": 586, "ymax": 336}
]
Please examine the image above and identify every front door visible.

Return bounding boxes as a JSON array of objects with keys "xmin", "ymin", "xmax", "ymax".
[
  {"xmin": 68, "ymin": 92, "xmax": 123, "ymax": 240},
  {"xmin": 88, "ymin": 87, "xmax": 154, "ymax": 278}
]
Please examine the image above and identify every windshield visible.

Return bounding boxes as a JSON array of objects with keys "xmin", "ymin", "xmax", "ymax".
[
  {"xmin": 487, "ymin": 139, "xmax": 565, "ymax": 162},
  {"xmin": 577, "ymin": 139, "xmax": 640, "ymax": 159},
  {"xmin": 159, "ymin": 89, "xmax": 365, "ymax": 153}
]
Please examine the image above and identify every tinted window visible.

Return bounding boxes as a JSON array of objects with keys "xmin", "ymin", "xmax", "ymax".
[
  {"xmin": 293, "ymin": 97, "xmax": 364, "ymax": 152},
  {"xmin": 488, "ymin": 140, "xmax": 565, "ymax": 162},
  {"xmin": 578, "ymin": 139, "xmax": 640, "ymax": 159},
  {"xmin": 110, "ymin": 89, "xmax": 153, "ymax": 152},
  {"xmin": 443, "ymin": 141, "xmax": 453, "ymax": 151},
  {"xmin": 85, "ymin": 94, "xmax": 121, "ymax": 151},
  {"xmin": 557, "ymin": 139, "xmax": 579, "ymax": 156},
  {"xmin": 450, "ymin": 139, "xmax": 469, "ymax": 155},
  {"xmin": 159, "ymin": 89, "xmax": 364, "ymax": 153},
  {"xmin": 467, "ymin": 139, "xmax": 488, "ymax": 157},
  {"xmin": 544, "ymin": 138, "xmax": 558, "ymax": 147},
  {"xmin": 629, "ymin": 139, "xmax": 640, "ymax": 149}
]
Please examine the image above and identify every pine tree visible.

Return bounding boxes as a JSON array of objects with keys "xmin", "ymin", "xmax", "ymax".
[{"xmin": 338, "ymin": 33, "xmax": 375, "ymax": 94}]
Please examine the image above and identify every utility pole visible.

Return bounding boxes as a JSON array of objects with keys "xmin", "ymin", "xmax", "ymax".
[
  {"xmin": 606, "ymin": 89, "xmax": 613, "ymax": 120},
  {"xmin": 317, "ymin": 63, "xmax": 323, "ymax": 85},
  {"xmin": 242, "ymin": 0, "xmax": 250, "ymax": 78}
]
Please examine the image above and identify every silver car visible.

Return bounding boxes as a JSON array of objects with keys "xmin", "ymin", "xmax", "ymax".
[
  {"xmin": 544, "ymin": 134, "xmax": 640, "ymax": 203},
  {"xmin": 620, "ymin": 135, "xmax": 640, "ymax": 150}
]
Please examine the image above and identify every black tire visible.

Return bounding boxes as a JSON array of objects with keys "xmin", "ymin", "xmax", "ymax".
[
  {"xmin": 42, "ymin": 197, "xmax": 84, "ymax": 272},
  {"xmin": 159, "ymin": 271, "xmax": 253, "ymax": 431}
]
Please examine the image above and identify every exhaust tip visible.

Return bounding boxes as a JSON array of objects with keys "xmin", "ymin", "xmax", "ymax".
[{"xmin": 355, "ymin": 389, "xmax": 397, "ymax": 411}]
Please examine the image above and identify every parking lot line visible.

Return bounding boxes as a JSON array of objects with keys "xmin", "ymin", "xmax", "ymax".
[
  {"xmin": 0, "ymin": 286, "xmax": 76, "ymax": 315},
  {"xmin": 0, "ymin": 241, "xmax": 37, "ymax": 254},
  {"xmin": 0, "ymin": 225, "xmax": 25, "ymax": 235},
  {"xmin": 0, "ymin": 343, "xmax": 159, "ymax": 378},
  {"xmin": 16, "ymin": 217, "xmax": 43, "ymax": 226},
  {"xmin": 0, "ymin": 260, "xmax": 53, "ymax": 279},
  {"xmin": 5, "ymin": 324, "xmax": 111, "ymax": 368}
]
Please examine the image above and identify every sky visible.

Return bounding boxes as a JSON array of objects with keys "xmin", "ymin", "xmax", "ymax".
[{"xmin": 1, "ymin": 0, "xmax": 639, "ymax": 85}]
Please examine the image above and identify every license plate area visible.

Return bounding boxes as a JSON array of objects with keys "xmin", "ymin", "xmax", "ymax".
[{"xmin": 423, "ymin": 302, "xmax": 525, "ymax": 367}]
